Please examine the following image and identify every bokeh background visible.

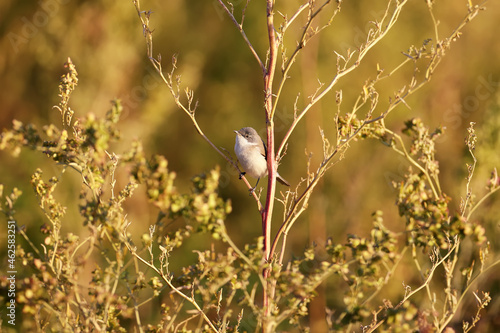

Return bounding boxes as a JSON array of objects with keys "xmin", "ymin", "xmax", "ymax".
[{"xmin": 1, "ymin": 0, "xmax": 499, "ymax": 331}]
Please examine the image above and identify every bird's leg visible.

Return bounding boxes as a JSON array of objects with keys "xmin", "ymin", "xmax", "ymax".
[
  {"xmin": 239, "ymin": 171, "xmax": 246, "ymax": 179},
  {"xmin": 249, "ymin": 177, "xmax": 260, "ymax": 194}
]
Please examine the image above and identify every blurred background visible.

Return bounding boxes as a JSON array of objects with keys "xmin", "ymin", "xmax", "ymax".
[{"xmin": 1, "ymin": 0, "xmax": 499, "ymax": 331}]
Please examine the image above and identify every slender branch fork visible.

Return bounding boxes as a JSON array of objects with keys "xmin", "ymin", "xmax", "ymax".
[
  {"xmin": 216, "ymin": 0, "xmax": 266, "ymax": 74},
  {"xmin": 125, "ymin": 241, "xmax": 219, "ymax": 333}
]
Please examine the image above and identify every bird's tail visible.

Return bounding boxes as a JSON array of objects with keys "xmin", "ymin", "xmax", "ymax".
[{"xmin": 276, "ymin": 173, "xmax": 290, "ymax": 187}]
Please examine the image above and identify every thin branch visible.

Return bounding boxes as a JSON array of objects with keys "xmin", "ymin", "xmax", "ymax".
[
  {"xmin": 398, "ymin": 241, "xmax": 459, "ymax": 308},
  {"xmin": 365, "ymin": 240, "xmax": 460, "ymax": 332},
  {"xmin": 438, "ymin": 258, "xmax": 500, "ymax": 331},
  {"xmin": 220, "ymin": 222, "xmax": 267, "ymax": 286},
  {"xmin": 216, "ymin": 0, "xmax": 266, "ymax": 73},
  {"xmin": 383, "ymin": 128, "xmax": 440, "ymax": 199},
  {"xmin": 467, "ymin": 186, "xmax": 500, "ymax": 220},
  {"xmin": 281, "ymin": 4, "xmax": 309, "ymax": 33},
  {"xmin": 360, "ymin": 246, "xmax": 409, "ymax": 307},
  {"xmin": 127, "ymin": 244, "xmax": 219, "ymax": 333},
  {"xmin": 270, "ymin": 115, "xmax": 380, "ymax": 258}
]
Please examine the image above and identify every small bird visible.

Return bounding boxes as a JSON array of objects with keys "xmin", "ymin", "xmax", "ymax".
[{"xmin": 234, "ymin": 127, "xmax": 290, "ymax": 191}]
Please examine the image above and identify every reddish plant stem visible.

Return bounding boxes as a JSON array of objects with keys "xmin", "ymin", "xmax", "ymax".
[
  {"xmin": 263, "ymin": 0, "xmax": 278, "ymax": 262},
  {"xmin": 262, "ymin": 1, "xmax": 278, "ymax": 332}
]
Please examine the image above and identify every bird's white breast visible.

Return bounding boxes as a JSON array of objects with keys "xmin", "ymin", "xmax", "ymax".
[{"xmin": 234, "ymin": 136, "xmax": 268, "ymax": 179}]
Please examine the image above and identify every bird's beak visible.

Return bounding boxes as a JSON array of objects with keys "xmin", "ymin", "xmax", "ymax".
[{"xmin": 234, "ymin": 130, "xmax": 240, "ymax": 136}]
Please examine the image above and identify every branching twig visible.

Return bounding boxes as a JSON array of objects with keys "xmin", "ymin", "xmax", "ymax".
[
  {"xmin": 272, "ymin": 0, "xmax": 340, "ymax": 120},
  {"xmin": 277, "ymin": 0, "xmax": 409, "ymax": 159},
  {"xmin": 126, "ymin": 242, "xmax": 219, "ymax": 333},
  {"xmin": 272, "ymin": 0, "xmax": 487, "ymax": 261},
  {"xmin": 216, "ymin": 0, "xmax": 266, "ymax": 74}
]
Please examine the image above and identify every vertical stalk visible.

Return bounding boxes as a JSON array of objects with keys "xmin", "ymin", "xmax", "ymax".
[
  {"xmin": 262, "ymin": 0, "xmax": 277, "ymax": 332},
  {"xmin": 263, "ymin": 0, "xmax": 277, "ymax": 260}
]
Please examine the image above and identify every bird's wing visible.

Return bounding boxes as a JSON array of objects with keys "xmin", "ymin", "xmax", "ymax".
[{"xmin": 260, "ymin": 138, "xmax": 267, "ymax": 160}]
